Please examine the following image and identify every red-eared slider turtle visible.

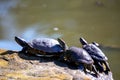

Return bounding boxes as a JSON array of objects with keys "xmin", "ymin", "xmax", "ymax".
[
  {"xmin": 64, "ymin": 46, "xmax": 99, "ymax": 77},
  {"xmin": 15, "ymin": 36, "xmax": 67, "ymax": 57},
  {"xmin": 80, "ymin": 37, "xmax": 110, "ymax": 74}
]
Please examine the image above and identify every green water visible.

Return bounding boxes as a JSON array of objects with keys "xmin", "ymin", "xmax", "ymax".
[{"xmin": 0, "ymin": 0, "xmax": 120, "ymax": 80}]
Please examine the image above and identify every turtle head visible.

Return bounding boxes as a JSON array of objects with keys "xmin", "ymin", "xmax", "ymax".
[
  {"xmin": 57, "ymin": 38, "xmax": 68, "ymax": 51},
  {"xmin": 92, "ymin": 42, "xmax": 99, "ymax": 47},
  {"xmin": 79, "ymin": 37, "xmax": 88, "ymax": 45}
]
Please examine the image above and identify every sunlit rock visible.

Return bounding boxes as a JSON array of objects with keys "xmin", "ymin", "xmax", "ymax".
[{"xmin": 0, "ymin": 49, "xmax": 114, "ymax": 80}]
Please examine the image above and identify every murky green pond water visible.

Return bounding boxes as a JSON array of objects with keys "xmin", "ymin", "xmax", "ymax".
[{"xmin": 0, "ymin": 0, "xmax": 120, "ymax": 80}]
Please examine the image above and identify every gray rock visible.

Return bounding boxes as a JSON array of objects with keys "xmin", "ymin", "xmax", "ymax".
[{"xmin": 0, "ymin": 49, "xmax": 114, "ymax": 80}]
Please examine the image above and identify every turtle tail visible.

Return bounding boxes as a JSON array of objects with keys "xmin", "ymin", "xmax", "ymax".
[{"xmin": 15, "ymin": 36, "xmax": 31, "ymax": 48}]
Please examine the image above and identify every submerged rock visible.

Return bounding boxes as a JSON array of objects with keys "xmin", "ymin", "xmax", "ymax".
[{"xmin": 0, "ymin": 49, "xmax": 114, "ymax": 80}]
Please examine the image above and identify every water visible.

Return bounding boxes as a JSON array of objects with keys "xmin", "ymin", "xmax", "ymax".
[{"xmin": 0, "ymin": 0, "xmax": 120, "ymax": 80}]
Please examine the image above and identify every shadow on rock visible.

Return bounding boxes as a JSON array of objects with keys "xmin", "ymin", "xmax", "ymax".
[
  {"xmin": 18, "ymin": 52, "xmax": 58, "ymax": 62},
  {"xmin": 0, "ymin": 50, "xmax": 17, "ymax": 55},
  {"xmin": 54, "ymin": 60, "xmax": 80, "ymax": 70},
  {"xmin": 0, "ymin": 50, "xmax": 89, "ymax": 71},
  {"xmin": 18, "ymin": 52, "xmax": 80, "ymax": 70}
]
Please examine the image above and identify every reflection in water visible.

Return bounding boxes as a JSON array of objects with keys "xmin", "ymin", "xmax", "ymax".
[
  {"xmin": 0, "ymin": 24, "xmax": 62, "ymax": 50},
  {"xmin": 21, "ymin": 24, "xmax": 62, "ymax": 40},
  {"xmin": 0, "ymin": 0, "xmax": 62, "ymax": 48},
  {"xmin": 22, "ymin": 24, "xmax": 40, "ymax": 40},
  {"xmin": 0, "ymin": 0, "xmax": 19, "ymax": 39}
]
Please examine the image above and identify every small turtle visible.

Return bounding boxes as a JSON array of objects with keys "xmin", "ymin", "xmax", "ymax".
[
  {"xmin": 80, "ymin": 37, "xmax": 111, "ymax": 74},
  {"xmin": 15, "ymin": 36, "xmax": 67, "ymax": 57},
  {"xmin": 64, "ymin": 46, "xmax": 99, "ymax": 77}
]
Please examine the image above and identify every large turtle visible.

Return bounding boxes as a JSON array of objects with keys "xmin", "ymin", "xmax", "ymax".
[
  {"xmin": 80, "ymin": 37, "xmax": 111, "ymax": 74},
  {"xmin": 63, "ymin": 46, "xmax": 99, "ymax": 77},
  {"xmin": 15, "ymin": 36, "xmax": 67, "ymax": 57}
]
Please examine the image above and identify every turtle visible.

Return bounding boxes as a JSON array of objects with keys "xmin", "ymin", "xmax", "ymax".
[
  {"xmin": 15, "ymin": 36, "xmax": 67, "ymax": 57},
  {"xmin": 15, "ymin": 36, "xmax": 98, "ymax": 76},
  {"xmin": 79, "ymin": 37, "xmax": 111, "ymax": 74},
  {"xmin": 63, "ymin": 46, "xmax": 99, "ymax": 77}
]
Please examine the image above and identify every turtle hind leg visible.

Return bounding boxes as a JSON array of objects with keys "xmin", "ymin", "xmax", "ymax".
[
  {"xmin": 83, "ymin": 64, "xmax": 87, "ymax": 74},
  {"xmin": 57, "ymin": 38, "xmax": 68, "ymax": 51},
  {"xmin": 103, "ymin": 61, "xmax": 111, "ymax": 74},
  {"xmin": 88, "ymin": 64, "xmax": 92, "ymax": 73}
]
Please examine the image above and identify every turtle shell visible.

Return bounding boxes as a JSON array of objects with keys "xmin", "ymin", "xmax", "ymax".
[
  {"xmin": 15, "ymin": 36, "xmax": 67, "ymax": 56},
  {"xmin": 68, "ymin": 47, "xmax": 94, "ymax": 64},
  {"xmin": 29, "ymin": 38, "xmax": 63, "ymax": 53},
  {"xmin": 83, "ymin": 44, "xmax": 108, "ymax": 61}
]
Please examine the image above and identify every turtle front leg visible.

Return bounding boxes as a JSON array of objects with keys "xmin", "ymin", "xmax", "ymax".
[
  {"xmin": 95, "ymin": 61, "xmax": 104, "ymax": 73},
  {"xmin": 19, "ymin": 47, "xmax": 27, "ymax": 53},
  {"xmin": 103, "ymin": 61, "xmax": 111, "ymax": 74},
  {"xmin": 92, "ymin": 64, "xmax": 99, "ymax": 77}
]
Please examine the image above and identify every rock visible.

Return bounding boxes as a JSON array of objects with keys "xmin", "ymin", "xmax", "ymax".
[{"xmin": 0, "ymin": 49, "xmax": 114, "ymax": 80}]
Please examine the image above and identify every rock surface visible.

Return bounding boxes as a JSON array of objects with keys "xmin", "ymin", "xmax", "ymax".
[{"xmin": 0, "ymin": 49, "xmax": 114, "ymax": 80}]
